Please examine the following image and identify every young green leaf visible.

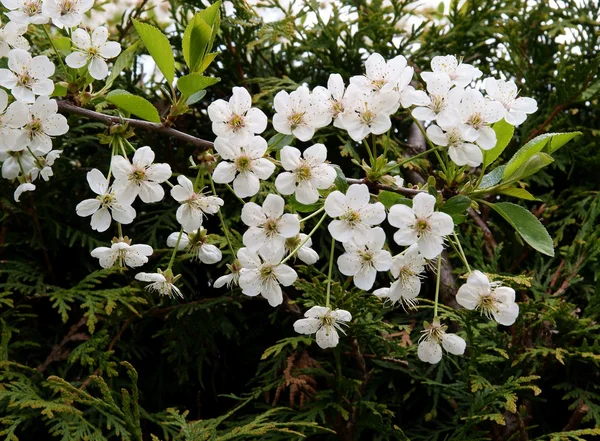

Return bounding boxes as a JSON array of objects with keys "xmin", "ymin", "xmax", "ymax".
[
  {"xmin": 177, "ymin": 74, "xmax": 220, "ymax": 98},
  {"xmin": 483, "ymin": 119, "xmax": 514, "ymax": 167},
  {"xmin": 182, "ymin": 2, "xmax": 221, "ymax": 72},
  {"xmin": 132, "ymin": 19, "xmax": 175, "ymax": 85},
  {"xmin": 497, "ymin": 188, "xmax": 539, "ymax": 201},
  {"xmin": 503, "ymin": 152, "xmax": 553, "ymax": 183},
  {"xmin": 106, "ymin": 90, "xmax": 161, "ymax": 123},
  {"xmin": 490, "ymin": 202, "xmax": 554, "ymax": 256},
  {"xmin": 267, "ymin": 133, "xmax": 294, "ymax": 152},
  {"xmin": 378, "ymin": 191, "xmax": 411, "ymax": 209}
]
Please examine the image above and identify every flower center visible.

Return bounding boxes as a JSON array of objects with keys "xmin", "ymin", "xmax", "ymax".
[
  {"xmin": 360, "ymin": 109, "xmax": 375, "ymax": 125},
  {"xmin": 26, "ymin": 118, "xmax": 43, "ymax": 138},
  {"xmin": 228, "ymin": 114, "xmax": 245, "ymax": 131},
  {"xmin": 235, "ymin": 154, "xmax": 252, "ymax": 172},
  {"xmin": 98, "ymin": 192, "xmax": 115, "ymax": 208},
  {"xmin": 59, "ymin": 0, "xmax": 76, "ymax": 14},
  {"xmin": 420, "ymin": 322, "xmax": 448, "ymax": 344},
  {"xmin": 371, "ymin": 78, "xmax": 386, "ymax": 90},
  {"xmin": 18, "ymin": 71, "xmax": 34, "ymax": 88},
  {"xmin": 467, "ymin": 113, "xmax": 484, "ymax": 129},
  {"xmin": 415, "ymin": 218, "xmax": 430, "ymax": 234},
  {"xmin": 296, "ymin": 162, "xmax": 312, "ymax": 182},
  {"xmin": 358, "ymin": 249, "xmax": 374, "ymax": 265},
  {"xmin": 398, "ymin": 266, "xmax": 415, "ymax": 283},
  {"xmin": 129, "ymin": 167, "xmax": 147, "ymax": 183},
  {"xmin": 331, "ymin": 100, "xmax": 344, "ymax": 116},
  {"xmin": 341, "ymin": 209, "xmax": 361, "ymax": 226},
  {"xmin": 263, "ymin": 218, "xmax": 279, "ymax": 236},
  {"xmin": 476, "ymin": 294, "xmax": 498, "ymax": 319},
  {"xmin": 24, "ymin": 1, "xmax": 42, "ymax": 16},
  {"xmin": 285, "ymin": 235, "xmax": 301, "ymax": 251},
  {"xmin": 87, "ymin": 47, "xmax": 99, "ymax": 57},
  {"xmin": 288, "ymin": 112, "xmax": 305, "ymax": 129},
  {"xmin": 321, "ymin": 314, "xmax": 335, "ymax": 327},
  {"xmin": 260, "ymin": 264, "xmax": 276, "ymax": 280},
  {"xmin": 431, "ymin": 95, "xmax": 445, "ymax": 113}
]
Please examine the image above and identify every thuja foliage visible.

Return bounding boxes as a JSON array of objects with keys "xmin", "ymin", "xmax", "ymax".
[{"xmin": 0, "ymin": 0, "xmax": 599, "ymax": 440}]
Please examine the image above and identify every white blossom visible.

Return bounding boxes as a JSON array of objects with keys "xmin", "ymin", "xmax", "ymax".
[
  {"xmin": 17, "ymin": 95, "xmax": 68, "ymax": 155},
  {"xmin": 0, "ymin": 49, "xmax": 54, "ymax": 103},
  {"xmin": 324, "ymin": 183, "xmax": 386, "ymax": 245},
  {"xmin": 241, "ymin": 193, "xmax": 300, "ymax": 255},
  {"xmin": 311, "ymin": 73, "xmax": 347, "ymax": 129},
  {"xmin": 350, "ymin": 53, "xmax": 414, "ymax": 95},
  {"xmin": 418, "ymin": 319, "xmax": 466, "ymax": 364},
  {"xmin": 0, "ymin": 19, "xmax": 29, "ymax": 57},
  {"xmin": 111, "ymin": 146, "xmax": 172, "ymax": 205},
  {"xmin": 484, "ymin": 78, "xmax": 538, "ymax": 126},
  {"xmin": 408, "ymin": 73, "xmax": 463, "ymax": 125},
  {"xmin": 30, "ymin": 149, "xmax": 61, "ymax": 181},
  {"xmin": 284, "ymin": 233, "xmax": 319, "ymax": 265},
  {"xmin": 337, "ymin": 227, "xmax": 392, "ymax": 290},
  {"xmin": 275, "ymin": 144, "xmax": 336, "ymax": 205},
  {"xmin": 388, "ymin": 193, "xmax": 454, "ymax": 259},
  {"xmin": 43, "ymin": 0, "xmax": 93, "ymax": 28},
  {"xmin": 421, "ymin": 55, "xmax": 482, "ymax": 89},
  {"xmin": 456, "ymin": 89, "xmax": 506, "ymax": 150},
  {"xmin": 272, "ymin": 85, "xmax": 329, "ymax": 142},
  {"xmin": 214, "ymin": 260, "xmax": 242, "ymax": 288},
  {"xmin": 91, "ymin": 239, "xmax": 153, "ymax": 269},
  {"xmin": 0, "ymin": 88, "xmax": 29, "ymax": 152},
  {"xmin": 75, "ymin": 168, "xmax": 136, "ymax": 232},
  {"xmin": 166, "ymin": 228, "xmax": 223, "ymax": 264},
  {"xmin": 293, "ymin": 306, "xmax": 352, "ymax": 349},
  {"xmin": 2, "ymin": 0, "xmax": 48, "ymax": 25},
  {"xmin": 65, "ymin": 27, "xmax": 121, "ymax": 80},
  {"xmin": 456, "ymin": 270, "xmax": 519, "ymax": 326},
  {"xmin": 207, "ymin": 86, "xmax": 268, "ymax": 141},
  {"xmin": 171, "ymin": 175, "xmax": 224, "ymax": 231},
  {"xmin": 237, "ymin": 247, "xmax": 298, "ymax": 307},
  {"xmin": 426, "ymin": 122, "xmax": 482, "ymax": 167},
  {"xmin": 0, "ymin": 149, "xmax": 35, "ymax": 179},
  {"xmin": 212, "ymin": 135, "xmax": 275, "ymax": 198},
  {"xmin": 136, "ymin": 269, "xmax": 182, "ymax": 298}
]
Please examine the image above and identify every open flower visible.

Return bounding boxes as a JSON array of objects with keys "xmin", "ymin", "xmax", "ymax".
[
  {"xmin": 311, "ymin": 73, "xmax": 347, "ymax": 129},
  {"xmin": 0, "ymin": 49, "xmax": 54, "ymax": 103},
  {"xmin": 293, "ymin": 306, "xmax": 352, "ymax": 349},
  {"xmin": 421, "ymin": 55, "xmax": 482, "ymax": 89},
  {"xmin": 43, "ymin": 0, "xmax": 94, "ymax": 28},
  {"xmin": 426, "ymin": 121, "xmax": 482, "ymax": 167},
  {"xmin": 18, "ymin": 95, "xmax": 69, "ymax": 155},
  {"xmin": 456, "ymin": 89, "xmax": 506, "ymax": 149},
  {"xmin": 456, "ymin": 270, "xmax": 519, "ymax": 326},
  {"xmin": 350, "ymin": 52, "xmax": 413, "ymax": 95},
  {"xmin": 273, "ymin": 86, "xmax": 329, "ymax": 142},
  {"xmin": 325, "ymin": 183, "xmax": 386, "ymax": 245},
  {"xmin": 166, "ymin": 228, "xmax": 222, "ymax": 264},
  {"xmin": 388, "ymin": 193, "xmax": 454, "ymax": 259},
  {"xmin": 91, "ymin": 237, "xmax": 153, "ymax": 269},
  {"xmin": 484, "ymin": 78, "xmax": 538, "ymax": 126},
  {"xmin": 30, "ymin": 149, "xmax": 62, "ymax": 181},
  {"xmin": 241, "ymin": 193, "xmax": 300, "ymax": 255},
  {"xmin": 418, "ymin": 319, "xmax": 466, "ymax": 364},
  {"xmin": 135, "ymin": 269, "xmax": 182, "ymax": 298},
  {"xmin": 207, "ymin": 86, "xmax": 268, "ymax": 141},
  {"xmin": 2, "ymin": 0, "xmax": 48, "ymax": 25},
  {"xmin": 212, "ymin": 135, "xmax": 275, "ymax": 198},
  {"xmin": 275, "ymin": 144, "xmax": 336, "ymax": 205},
  {"xmin": 238, "ymin": 247, "xmax": 298, "ymax": 307},
  {"xmin": 75, "ymin": 168, "xmax": 136, "ymax": 232},
  {"xmin": 171, "ymin": 175, "xmax": 224, "ymax": 231},
  {"xmin": 111, "ymin": 146, "xmax": 172, "ymax": 204},
  {"xmin": 284, "ymin": 233, "xmax": 319, "ymax": 265},
  {"xmin": 337, "ymin": 227, "xmax": 392, "ymax": 290},
  {"xmin": 214, "ymin": 260, "xmax": 242, "ymax": 289},
  {"xmin": 0, "ymin": 19, "xmax": 30, "ymax": 57},
  {"xmin": 66, "ymin": 27, "xmax": 121, "ymax": 80},
  {"xmin": 408, "ymin": 73, "xmax": 463, "ymax": 126}
]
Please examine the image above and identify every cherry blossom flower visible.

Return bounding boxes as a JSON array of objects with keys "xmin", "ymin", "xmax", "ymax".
[
  {"xmin": 426, "ymin": 122, "xmax": 482, "ymax": 167},
  {"xmin": 408, "ymin": 73, "xmax": 463, "ymax": 126},
  {"xmin": 324, "ymin": 183, "xmax": 386, "ymax": 245},
  {"xmin": 14, "ymin": 181, "xmax": 35, "ymax": 201},
  {"xmin": 350, "ymin": 53, "xmax": 413, "ymax": 95},
  {"xmin": 484, "ymin": 78, "xmax": 538, "ymax": 126},
  {"xmin": 456, "ymin": 270, "xmax": 519, "ymax": 326},
  {"xmin": 456, "ymin": 89, "xmax": 506, "ymax": 150},
  {"xmin": 2, "ymin": 0, "xmax": 48, "ymax": 25},
  {"xmin": 0, "ymin": 49, "xmax": 55, "ymax": 103},
  {"xmin": 284, "ymin": 233, "xmax": 319, "ymax": 265},
  {"xmin": 75, "ymin": 168, "xmax": 136, "ymax": 232},
  {"xmin": 171, "ymin": 175, "xmax": 224, "ymax": 231},
  {"xmin": 212, "ymin": 135, "xmax": 275, "ymax": 198},
  {"xmin": 293, "ymin": 306, "xmax": 352, "ymax": 349},
  {"xmin": 275, "ymin": 144, "xmax": 336, "ymax": 205},
  {"xmin": 65, "ymin": 27, "xmax": 121, "ymax": 80},
  {"xmin": 0, "ymin": 88, "xmax": 29, "ymax": 152},
  {"xmin": 91, "ymin": 238, "xmax": 153, "ymax": 269},
  {"xmin": 166, "ymin": 228, "xmax": 223, "ymax": 264},
  {"xmin": 30, "ymin": 149, "xmax": 61, "ymax": 181},
  {"xmin": 241, "ymin": 193, "xmax": 300, "ymax": 254},
  {"xmin": 0, "ymin": 19, "xmax": 30, "ymax": 57},
  {"xmin": 43, "ymin": 0, "xmax": 93, "ymax": 29},
  {"xmin": 388, "ymin": 193, "xmax": 454, "ymax": 259},
  {"xmin": 237, "ymin": 247, "xmax": 298, "ymax": 307},
  {"xmin": 207, "ymin": 86, "xmax": 268, "ymax": 141},
  {"xmin": 311, "ymin": 73, "xmax": 347, "ymax": 129},
  {"xmin": 374, "ymin": 244, "xmax": 426, "ymax": 308},
  {"xmin": 214, "ymin": 260, "xmax": 242, "ymax": 288},
  {"xmin": 337, "ymin": 227, "xmax": 392, "ymax": 290},
  {"xmin": 17, "ymin": 95, "xmax": 68, "ymax": 155},
  {"xmin": 418, "ymin": 319, "xmax": 466, "ymax": 364},
  {"xmin": 272, "ymin": 85, "xmax": 329, "ymax": 142},
  {"xmin": 111, "ymin": 146, "xmax": 172, "ymax": 205},
  {"xmin": 421, "ymin": 55, "xmax": 482, "ymax": 89},
  {"xmin": 135, "ymin": 269, "xmax": 182, "ymax": 298}
]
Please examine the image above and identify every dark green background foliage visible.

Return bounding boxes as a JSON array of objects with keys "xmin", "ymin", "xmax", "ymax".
[{"xmin": 1, "ymin": 0, "xmax": 599, "ymax": 439}]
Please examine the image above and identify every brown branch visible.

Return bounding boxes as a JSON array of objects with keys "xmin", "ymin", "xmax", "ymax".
[
  {"xmin": 345, "ymin": 177, "xmax": 425, "ymax": 197},
  {"xmin": 563, "ymin": 402, "xmax": 589, "ymax": 431},
  {"xmin": 57, "ymin": 101, "xmax": 214, "ymax": 150},
  {"xmin": 468, "ymin": 207, "xmax": 497, "ymax": 258},
  {"xmin": 37, "ymin": 316, "xmax": 88, "ymax": 372}
]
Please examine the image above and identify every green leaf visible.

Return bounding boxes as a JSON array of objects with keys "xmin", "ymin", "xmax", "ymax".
[
  {"xmin": 332, "ymin": 165, "xmax": 349, "ymax": 193},
  {"xmin": 441, "ymin": 195, "xmax": 471, "ymax": 215},
  {"xmin": 479, "ymin": 165, "xmax": 505, "ymax": 189},
  {"xmin": 483, "ymin": 119, "xmax": 514, "ymax": 167},
  {"xmin": 182, "ymin": 2, "xmax": 221, "ymax": 72},
  {"xmin": 378, "ymin": 191, "xmax": 411, "ymax": 209},
  {"xmin": 105, "ymin": 41, "xmax": 140, "ymax": 89},
  {"xmin": 177, "ymin": 74, "xmax": 220, "ymax": 98},
  {"xmin": 503, "ymin": 152, "xmax": 553, "ymax": 183},
  {"xmin": 132, "ymin": 19, "xmax": 175, "ymax": 84},
  {"xmin": 186, "ymin": 90, "xmax": 206, "ymax": 106},
  {"xmin": 267, "ymin": 133, "xmax": 294, "ymax": 152},
  {"xmin": 503, "ymin": 132, "xmax": 581, "ymax": 180},
  {"xmin": 106, "ymin": 90, "xmax": 161, "ymax": 123},
  {"xmin": 289, "ymin": 195, "xmax": 321, "ymax": 213},
  {"xmin": 490, "ymin": 202, "xmax": 554, "ymax": 257},
  {"xmin": 53, "ymin": 36, "xmax": 72, "ymax": 55},
  {"xmin": 52, "ymin": 83, "xmax": 67, "ymax": 97},
  {"xmin": 497, "ymin": 187, "xmax": 539, "ymax": 201},
  {"xmin": 197, "ymin": 52, "xmax": 219, "ymax": 74}
]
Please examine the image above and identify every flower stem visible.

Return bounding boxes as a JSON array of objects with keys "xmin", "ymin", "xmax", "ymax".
[
  {"xmin": 42, "ymin": 25, "xmax": 69, "ymax": 79},
  {"xmin": 167, "ymin": 225, "xmax": 184, "ymax": 270},
  {"xmin": 117, "ymin": 222, "xmax": 123, "ymax": 239},
  {"xmin": 384, "ymin": 146, "xmax": 442, "ymax": 173},
  {"xmin": 225, "ymin": 183, "xmax": 245, "ymax": 205},
  {"xmin": 299, "ymin": 206, "xmax": 325, "ymax": 223},
  {"xmin": 362, "ymin": 138, "xmax": 375, "ymax": 166},
  {"xmin": 280, "ymin": 212, "xmax": 327, "ymax": 265},
  {"xmin": 453, "ymin": 231, "xmax": 471, "ymax": 273},
  {"xmin": 411, "ymin": 116, "xmax": 448, "ymax": 175},
  {"xmin": 325, "ymin": 236, "xmax": 336, "ymax": 308},
  {"xmin": 209, "ymin": 175, "xmax": 235, "ymax": 256},
  {"xmin": 433, "ymin": 255, "xmax": 442, "ymax": 318}
]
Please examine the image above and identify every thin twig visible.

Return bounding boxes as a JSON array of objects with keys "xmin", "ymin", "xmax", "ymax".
[
  {"xmin": 467, "ymin": 207, "xmax": 497, "ymax": 258},
  {"xmin": 345, "ymin": 177, "xmax": 425, "ymax": 197}
]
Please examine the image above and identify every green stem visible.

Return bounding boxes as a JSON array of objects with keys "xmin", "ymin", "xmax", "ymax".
[
  {"xmin": 26, "ymin": 146, "xmax": 45, "ymax": 169},
  {"xmin": 299, "ymin": 206, "xmax": 325, "ymax": 223},
  {"xmin": 42, "ymin": 25, "xmax": 69, "ymax": 79},
  {"xmin": 384, "ymin": 147, "xmax": 442, "ymax": 173},
  {"xmin": 167, "ymin": 226, "xmax": 184, "ymax": 270},
  {"xmin": 280, "ymin": 212, "xmax": 327, "ymax": 265},
  {"xmin": 453, "ymin": 231, "xmax": 471, "ymax": 273},
  {"xmin": 433, "ymin": 255, "xmax": 442, "ymax": 318},
  {"xmin": 225, "ymin": 183, "xmax": 246, "ymax": 205},
  {"xmin": 325, "ymin": 236, "xmax": 336, "ymax": 308},
  {"xmin": 194, "ymin": 168, "xmax": 203, "ymax": 192},
  {"xmin": 371, "ymin": 133, "xmax": 377, "ymax": 159},
  {"xmin": 411, "ymin": 116, "xmax": 448, "ymax": 175},
  {"xmin": 475, "ymin": 164, "xmax": 487, "ymax": 189},
  {"xmin": 210, "ymin": 176, "xmax": 235, "ymax": 256},
  {"xmin": 117, "ymin": 223, "xmax": 123, "ymax": 239},
  {"xmin": 362, "ymin": 138, "xmax": 375, "ymax": 165}
]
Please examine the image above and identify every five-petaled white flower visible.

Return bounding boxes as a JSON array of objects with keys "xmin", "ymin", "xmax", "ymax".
[
  {"xmin": 91, "ymin": 238, "xmax": 153, "ymax": 269},
  {"xmin": 311, "ymin": 73, "xmax": 348, "ymax": 129},
  {"xmin": 408, "ymin": 73, "xmax": 463, "ymax": 126},
  {"xmin": 350, "ymin": 53, "xmax": 413, "ymax": 95},
  {"xmin": 426, "ymin": 121, "xmax": 482, "ymax": 167},
  {"xmin": 272, "ymin": 86, "xmax": 329, "ymax": 142},
  {"xmin": 167, "ymin": 228, "xmax": 223, "ymax": 265},
  {"xmin": 111, "ymin": 146, "xmax": 172, "ymax": 205},
  {"xmin": 0, "ymin": 88, "xmax": 29, "ymax": 152},
  {"xmin": 421, "ymin": 55, "xmax": 481, "ymax": 89},
  {"xmin": 43, "ymin": 0, "xmax": 94, "ymax": 29},
  {"xmin": 207, "ymin": 86, "xmax": 268, "ymax": 141},
  {"xmin": 17, "ymin": 95, "xmax": 69, "ymax": 155},
  {"xmin": 456, "ymin": 270, "xmax": 519, "ymax": 326},
  {"xmin": 418, "ymin": 319, "xmax": 466, "ymax": 364},
  {"xmin": 171, "ymin": 175, "xmax": 224, "ymax": 231},
  {"xmin": 75, "ymin": 168, "xmax": 136, "ymax": 232},
  {"xmin": 0, "ymin": 18, "xmax": 29, "ymax": 57},
  {"xmin": 66, "ymin": 27, "xmax": 121, "ymax": 80},
  {"xmin": 0, "ymin": 49, "xmax": 54, "ymax": 103},
  {"xmin": 324, "ymin": 183, "xmax": 386, "ymax": 245},
  {"xmin": 456, "ymin": 89, "xmax": 506, "ymax": 150},
  {"xmin": 373, "ymin": 243, "xmax": 426, "ymax": 308},
  {"xmin": 284, "ymin": 233, "xmax": 319, "ymax": 265},
  {"xmin": 388, "ymin": 193, "xmax": 454, "ymax": 259},
  {"xmin": 135, "ymin": 269, "xmax": 182, "ymax": 298},
  {"xmin": 337, "ymin": 227, "xmax": 392, "ymax": 290},
  {"xmin": 275, "ymin": 144, "xmax": 336, "ymax": 205},
  {"xmin": 212, "ymin": 135, "xmax": 275, "ymax": 198},
  {"xmin": 2, "ymin": 0, "xmax": 48, "ymax": 25},
  {"xmin": 484, "ymin": 78, "xmax": 538, "ymax": 127},
  {"xmin": 241, "ymin": 193, "xmax": 300, "ymax": 254},
  {"xmin": 293, "ymin": 306, "xmax": 352, "ymax": 349},
  {"xmin": 237, "ymin": 247, "xmax": 298, "ymax": 307}
]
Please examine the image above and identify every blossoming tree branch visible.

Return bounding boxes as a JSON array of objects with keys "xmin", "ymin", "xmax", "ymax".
[{"xmin": 0, "ymin": 0, "xmax": 581, "ymax": 364}]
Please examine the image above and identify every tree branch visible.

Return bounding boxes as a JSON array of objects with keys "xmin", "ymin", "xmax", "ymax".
[{"xmin": 345, "ymin": 177, "xmax": 424, "ymax": 197}]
